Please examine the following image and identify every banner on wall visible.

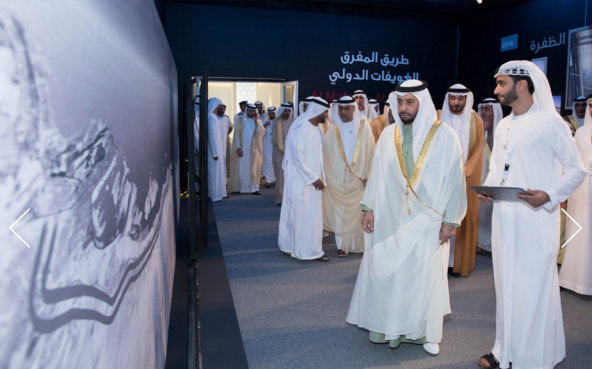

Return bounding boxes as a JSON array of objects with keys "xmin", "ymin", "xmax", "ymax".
[
  {"xmin": 0, "ymin": 1, "xmax": 178, "ymax": 368},
  {"xmin": 312, "ymin": 50, "xmax": 422, "ymax": 105},
  {"xmin": 565, "ymin": 26, "xmax": 592, "ymax": 109}
]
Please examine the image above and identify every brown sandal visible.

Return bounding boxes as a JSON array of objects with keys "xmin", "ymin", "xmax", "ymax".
[
  {"xmin": 315, "ymin": 254, "xmax": 330, "ymax": 262},
  {"xmin": 478, "ymin": 353, "xmax": 500, "ymax": 369}
]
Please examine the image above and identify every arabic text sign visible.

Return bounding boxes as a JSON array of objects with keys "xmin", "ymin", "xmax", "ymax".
[
  {"xmin": 501, "ymin": 34, "xmax": 518, "ymax": 52},
  {"xmin": 530, "ymin": 32, "xmax": 566, "ymax": 54},
  {"xmin": 330, "ymin": 51, "xmax": 419, "ymax": 85}
]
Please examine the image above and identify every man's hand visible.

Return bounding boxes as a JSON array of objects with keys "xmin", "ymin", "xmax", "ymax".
[
  {"xmin": 237, "ymin": 148, "xmax": 243, "ymax": 158},
  {"xmin": 362, "ymin": 178, "xmax": 368, "ymax": 187},
  {"xmin": 560, "ymin": 200, "xmax": 568, "ymax": 210},
  {"xmin": 264, "ymin": 121, "xmax": 271, "ymax": 128},
  {"xmin": 439, "ymin": 223, "xmax": 456, "ymax": 246},
  {"xmin": 213, "ymin": 156, "xmax": 219, "ymax": 161},
  {"xmin": 312, "ymin": 178, "xmax": 325, "ymax": 190},
  {"xmin": 362, "ymin": 211, "xmax": 374, "ymax": 233},
  {"xmin": 475, "ymin": 185, "xmax": 493, "ymax": 203},
  {"xmin": 516, "ymin": 188, "xmax": 550, "ymax": 208},
  {"xmin": 476, "ymin": 192, "xmax": 493, "ymax": 204}
]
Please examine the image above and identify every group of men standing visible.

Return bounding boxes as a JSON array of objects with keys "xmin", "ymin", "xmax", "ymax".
[
  {"xmin": 275, "ymin": 60, "xmax": 591, "ymax": 368},
  {"xmin": 202, "ymin": 99, "xmax": 297, "ymax": 201},
  {"xmin": 278, "ymin": 91, "xmax": 377, "ymax": 261}
]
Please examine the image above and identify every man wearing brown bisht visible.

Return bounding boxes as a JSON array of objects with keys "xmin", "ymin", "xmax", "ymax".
[
  {"xmin": 323, "ymin": 96, "xmax": 375, "ymax": 257},
  {"xmin": 438, "ymin": 84, "xmax": 484, "ymax": 277},
  {"xmin": 370, "ymin": 100, "xmax": 393, "ymax": 143},
  {"xmin": 271, "ymin": 103, "xmax": 294, "ymax": 205}
]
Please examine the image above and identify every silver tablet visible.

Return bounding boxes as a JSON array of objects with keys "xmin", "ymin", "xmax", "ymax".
[{"xmin": 469, "ymin": 186, "xmax": 532, "ymax": 201}]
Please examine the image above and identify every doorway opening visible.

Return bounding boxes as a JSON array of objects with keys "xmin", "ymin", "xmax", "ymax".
[{"xmin": 207, "ymin": 80, "xmax": 299, "ymax": 120}]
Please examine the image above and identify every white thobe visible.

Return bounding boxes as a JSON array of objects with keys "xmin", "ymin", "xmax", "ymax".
[
  {"xmin": 239, "ymin": 119, "xmax": 259, "ymax": 193},
  {"xmin": 333, "ymin": 119, "xmax": 359, "ymax": 250},
  {"xmin": 347, "ymin": 123, "xmax": 467, "ymax": 344},
  {"xmin": 207, "ymin": 114, "xmax": 226, "ymax": 201},
  {"xmin": 478, "ymin": 131, "xmax": 493, "ymax": 251},
  {"xmin": 559, "ymin": 124, "xmax": 592, "ymax": 295},
  {"xmin": 448, "ymin": 114, "xmax": 470, "ymax": 163},
  {"xmin": 233, "ymin": 112, "xmax": 243, "ymax": 126},
  {"xmin": 278, "ymin": 122, "xmax": 325, "ymax": 260},
  {"xmin": 218, "ymin": 115, "xmax": 231, "ymax": 175},
  {"xmin": 359, "ymin": 108, "xmax": 377, "ymax": 127},
  {"xmin": 484, "ymin": 105, "xmax": 586, "ymax": 369},
  {"xmin": 447, "ymin": 116, "xmax": 464, "ymax": 265},
  {"xmin": 262, "ymin": 118, "xmax": 276, "ymax": 183},
  {"xmin": 219, "ymin": 115, "xmax": 230, "ymax": 160}
]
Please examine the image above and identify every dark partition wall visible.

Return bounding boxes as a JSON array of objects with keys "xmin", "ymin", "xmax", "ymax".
[
  {"xmin": 164, "ymin": 3, "xmax": 459, "ymax": 111},
  {"xmin": 458, "ymin": 0, "xmax": 591, "ymax": 114},
  {"xmin": 0, "ymin": 1, "xmax": 178, "ymax": 368}
]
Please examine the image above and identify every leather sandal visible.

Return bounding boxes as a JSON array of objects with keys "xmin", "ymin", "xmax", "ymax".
[{"xmin": 478, "ymin": 353, "xmax": 500, "ymax": 369}]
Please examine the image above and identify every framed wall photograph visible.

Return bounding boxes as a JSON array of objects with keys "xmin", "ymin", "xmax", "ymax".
[{"xmin": 565, "ymin": 26, "xmax": 592, "ymax": 110}]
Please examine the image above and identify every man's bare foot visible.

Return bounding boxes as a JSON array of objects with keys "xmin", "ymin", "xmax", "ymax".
[{"xmin": 337, "ymin": 249, "xmax": 347, "ymax": 257}]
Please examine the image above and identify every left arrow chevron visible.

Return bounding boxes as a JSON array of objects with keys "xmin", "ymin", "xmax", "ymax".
[{"xmin": 9, "ymin": 208, "xmax": 31, "ymax": 248}]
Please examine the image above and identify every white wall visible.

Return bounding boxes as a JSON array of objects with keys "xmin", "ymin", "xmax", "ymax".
[{"xmin": 208, "ymin": 82, "xmax": 283, "ymax": 120}]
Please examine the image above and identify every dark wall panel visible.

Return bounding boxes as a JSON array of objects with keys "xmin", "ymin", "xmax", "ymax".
[
  {"xmin": 165, "ymin": 3, "xmax": 458, "ymax": 108},
  {"xmin": 458, "ymin": 0, "xmax": 591, "ymax": 114}
]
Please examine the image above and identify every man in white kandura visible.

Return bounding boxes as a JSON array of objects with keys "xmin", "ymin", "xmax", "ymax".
[
  {"xmin": 477, "ymin": 98, "xmax": 504, "ymax": 252},
  {"xmin": 347, "ymin": 80, "xmax": 467, "ymax": 356},
  {"xmin": 228, "ymin": 103, "xmax": 265, "ymax": 195},
  {"xmin": 353, "ymin": 90, "xmax": 378, "ymax": 125},
  {"xmin": 272, "ymin": 103, "xmax": 295, "ymax": 205},
  {"xmin": 476, "ymin": 61, "xmax": 586, "ymax": 369},
  {"xmin": 220, "ymin": 104, "xmax": 234, "ymax": 180},
  {"xmin": 278, "ymin": 97, "xmax": 331, "ymax": 262},
  {"xmin": 323, "ymin": 96, "xmax": 375, "ymax": 257},
  {"xmin": 299, "ymin": 96, "xmax": 312, "ymax": 115},
  {"xmin": 559, "ymin": 95, "xmax": 592, "ymax": 295},
  {"xmin": 563, "ymin": 95, "xmax": 588, "ymax": 134},
  {"xmin": 262, "ymin": 106, "xmax": 276, "ymax": 186},
  {"xmin": 368, "ymin": 98, "xmax": 380, "ymax": 115},
  {"xmin": 216, "ymin": 104, "xmax": 232, "ymax": 185},
  {"xmin": 234, "ymin": 100, "xmax": 248, "ymax": 125},
  {"xmin": 206, "ymin": 98, "xmax": 226, "ymax": 202},
  {"xmin": 255, "ymin": 101, "xmax": 267, "ymax": 123},
  {"xmin": 438, "ymin": 83, "xmax": 484, "ymax": 277},
  {"xmin": 370, "ymin": 100, "xmax": 393, "ymax": 143}
]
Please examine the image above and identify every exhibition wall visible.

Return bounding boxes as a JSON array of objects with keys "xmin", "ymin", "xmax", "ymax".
[
  {"xmin": 458, "ymin": 0, "xmax": 592, "ymax": 114},
  {"xmin": 162, "ymin": 3, "xmax": 459, "ymax": 110},
  {"xmin": 0, "ymin": 1, "xmax": 178, "ymax": 368}
]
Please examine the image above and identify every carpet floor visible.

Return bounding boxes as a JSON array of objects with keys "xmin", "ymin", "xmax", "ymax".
[{"xmin": 213, "ymin": 185, "xmax": 592, "ymax": 369}]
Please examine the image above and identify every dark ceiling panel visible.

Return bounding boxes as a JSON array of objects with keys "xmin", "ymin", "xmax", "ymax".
[{"xmin": 161, "ymin": 0, "xmax": 534, "ymax": 21}]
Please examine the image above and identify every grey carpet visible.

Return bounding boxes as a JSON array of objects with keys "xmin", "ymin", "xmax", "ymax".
[{"xmin": 213, "ymin": 186, "xmax": 592, "ymax": 369}]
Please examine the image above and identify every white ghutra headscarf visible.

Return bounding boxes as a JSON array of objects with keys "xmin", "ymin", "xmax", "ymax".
[
  {"xmin": 283, "ymin": 97, "xmax": 330, "ymax": 170},
  {"xmin": 585, "ymin": 96, "xmax": 592, "ymax": 127},
  {"xmin": 494, "ymin": 60, "xmax": 560, "ymax": 118},
  {"xmin": 571, "ymin": 96, "xmax": 588, "ymax": 127},
  {"xmin": 478, "ymin": 97, "xmax": 503, "ymax": 150},
  {"xmin": 440, "ymin": 83, "xmax": 474, "ymax": 163},
  {"xmin": 277, "ymin": 102, "xmax": 293, "ymax": 119},
  {"xmin": 389, "ymin": 80, "xmax": 437, "ymax": 162}
]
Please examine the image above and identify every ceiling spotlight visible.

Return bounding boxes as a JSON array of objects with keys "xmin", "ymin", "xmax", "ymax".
[{"xmin": 477, "ymin": 0, "xmax": 483, "ymax": 3}]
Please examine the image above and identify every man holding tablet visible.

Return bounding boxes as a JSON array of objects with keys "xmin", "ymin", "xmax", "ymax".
[{"xmin": 476, "ymin": 61, "xmax": 586, "ymax": 369}]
